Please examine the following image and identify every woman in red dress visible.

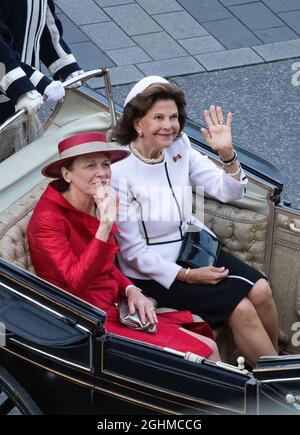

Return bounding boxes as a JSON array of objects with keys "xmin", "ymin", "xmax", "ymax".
[{"xmin": 28, "ymin": 132, "xmax": 219, "ymax": 360}]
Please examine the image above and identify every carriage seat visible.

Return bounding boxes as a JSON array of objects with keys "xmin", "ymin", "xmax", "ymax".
[{"xmin": 0, "ymin": 180, "xmax": 48, "ymax": 272}]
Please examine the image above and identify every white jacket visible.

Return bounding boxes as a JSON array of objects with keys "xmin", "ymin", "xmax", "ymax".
[{"xmin": 112, "ymin": 133, "xmax": 247, "ymax": 289}]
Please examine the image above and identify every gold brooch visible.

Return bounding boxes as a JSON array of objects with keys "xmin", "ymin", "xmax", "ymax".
[{"xmin": 173, "ymin": 154, "xmax": 182, "ymax": 162}]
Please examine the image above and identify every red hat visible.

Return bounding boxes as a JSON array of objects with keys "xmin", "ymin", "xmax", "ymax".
[{"xmin": 42, "ymin": 132, "xmax": 130, "ymax": 178}]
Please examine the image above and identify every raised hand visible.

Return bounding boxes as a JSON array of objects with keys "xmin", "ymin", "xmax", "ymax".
[
  {"xmin": 94, "ymin": 179, "xmax": 119, "ymax": 226},
  {"xmin": 201, "ymin": 105, "xmax": 234, "ymax": 160}
]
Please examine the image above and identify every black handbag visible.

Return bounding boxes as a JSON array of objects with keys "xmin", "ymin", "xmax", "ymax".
[{"xmin": 177, "ymin": 228, "xmax": 221, "ymax": 268}]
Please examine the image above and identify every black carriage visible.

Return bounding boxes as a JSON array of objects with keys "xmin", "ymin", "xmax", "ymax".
[{"xmin": 0, "ymin": 70, "xmax": 300, "ymax": 415}]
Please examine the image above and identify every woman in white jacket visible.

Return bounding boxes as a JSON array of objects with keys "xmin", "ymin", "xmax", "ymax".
[{"xmin": 111, "ymin": 76, "xmax": 278, "ymax": 366}]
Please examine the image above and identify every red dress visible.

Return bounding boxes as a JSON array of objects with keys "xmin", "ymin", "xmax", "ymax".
[{"xmin": 28, "ymin": 182, "xmax": 214, "ymax": 357}]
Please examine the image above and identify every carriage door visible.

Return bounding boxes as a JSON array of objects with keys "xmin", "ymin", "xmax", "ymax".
[{"xmin": 269, "ymin": 205, "xmax": 300, "ymax": 355}]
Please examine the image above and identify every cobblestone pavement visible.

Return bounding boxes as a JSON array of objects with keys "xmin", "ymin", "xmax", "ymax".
[
  {"xmin": 55, "ymin": 0, "xmax": 300, "ymax": 85},
  {"xmin": 53, "ymin": 0, "xmax": 300, "ymax": 208}
]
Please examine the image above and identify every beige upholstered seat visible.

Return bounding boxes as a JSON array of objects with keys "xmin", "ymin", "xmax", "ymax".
[{"xmin": 0, "ymin": 180, "xmax": 48, "ymax": 272}]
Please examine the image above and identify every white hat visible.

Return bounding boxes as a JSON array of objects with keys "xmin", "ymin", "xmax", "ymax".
[{"xmin": 124, "ymin": 76, "xmax": 169, "ymax": 107}]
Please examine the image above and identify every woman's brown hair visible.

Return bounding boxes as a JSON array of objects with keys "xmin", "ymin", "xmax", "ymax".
[
  {"xmin": 53, "ymin": 160, "xmax": 75, "ymax": 192},
  {"xmin": 114, "ymin": 82, "xmax": 187, "ymax": 145}
]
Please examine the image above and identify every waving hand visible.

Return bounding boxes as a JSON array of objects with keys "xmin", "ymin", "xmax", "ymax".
[{"xmin": 200, "ymin": 105, "xmax": 234, "ymax": 160}]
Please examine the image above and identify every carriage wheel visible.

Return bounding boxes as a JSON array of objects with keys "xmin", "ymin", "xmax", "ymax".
[{"xmin": 0, "ymin": 366, "xmax": 42, "ymax": 415}]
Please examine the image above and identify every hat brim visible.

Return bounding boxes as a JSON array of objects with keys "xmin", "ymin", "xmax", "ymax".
[{"xmin": 42, "ymin": 147, "xmax": 130, "ymax": 179}]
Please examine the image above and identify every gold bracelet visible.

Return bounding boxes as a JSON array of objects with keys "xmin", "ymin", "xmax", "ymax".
[{"xmin": 184, "ymin": 267, "xmax": 191, "ymax": 282}]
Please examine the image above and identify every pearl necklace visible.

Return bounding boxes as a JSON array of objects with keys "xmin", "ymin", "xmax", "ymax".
[{"xmin": 130, "ymin": 142, "xmax": 165, "ymax": 164}]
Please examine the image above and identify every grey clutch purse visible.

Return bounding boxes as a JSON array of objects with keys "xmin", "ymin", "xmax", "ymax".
[{"xmin": 118, "ymin": 296, "xmax": 157, "ymax": 333}]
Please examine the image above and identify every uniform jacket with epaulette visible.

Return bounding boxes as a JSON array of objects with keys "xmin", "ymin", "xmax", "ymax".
[{"xmin": 0, "ymin": 0, "xmax": 80, "ymax": 122}]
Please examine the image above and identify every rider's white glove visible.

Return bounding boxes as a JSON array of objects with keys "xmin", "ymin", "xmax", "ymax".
[
  {"xmin": 44, "ymin": 80, "xmax": 65, "ymax": 103},
  {"xmin": 15, "ymin": 90, "xmax": 43, "ymax": 114},
  {"xmin": 65, "ymin": 70, "xmax": 84, "ymax": 88}
]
